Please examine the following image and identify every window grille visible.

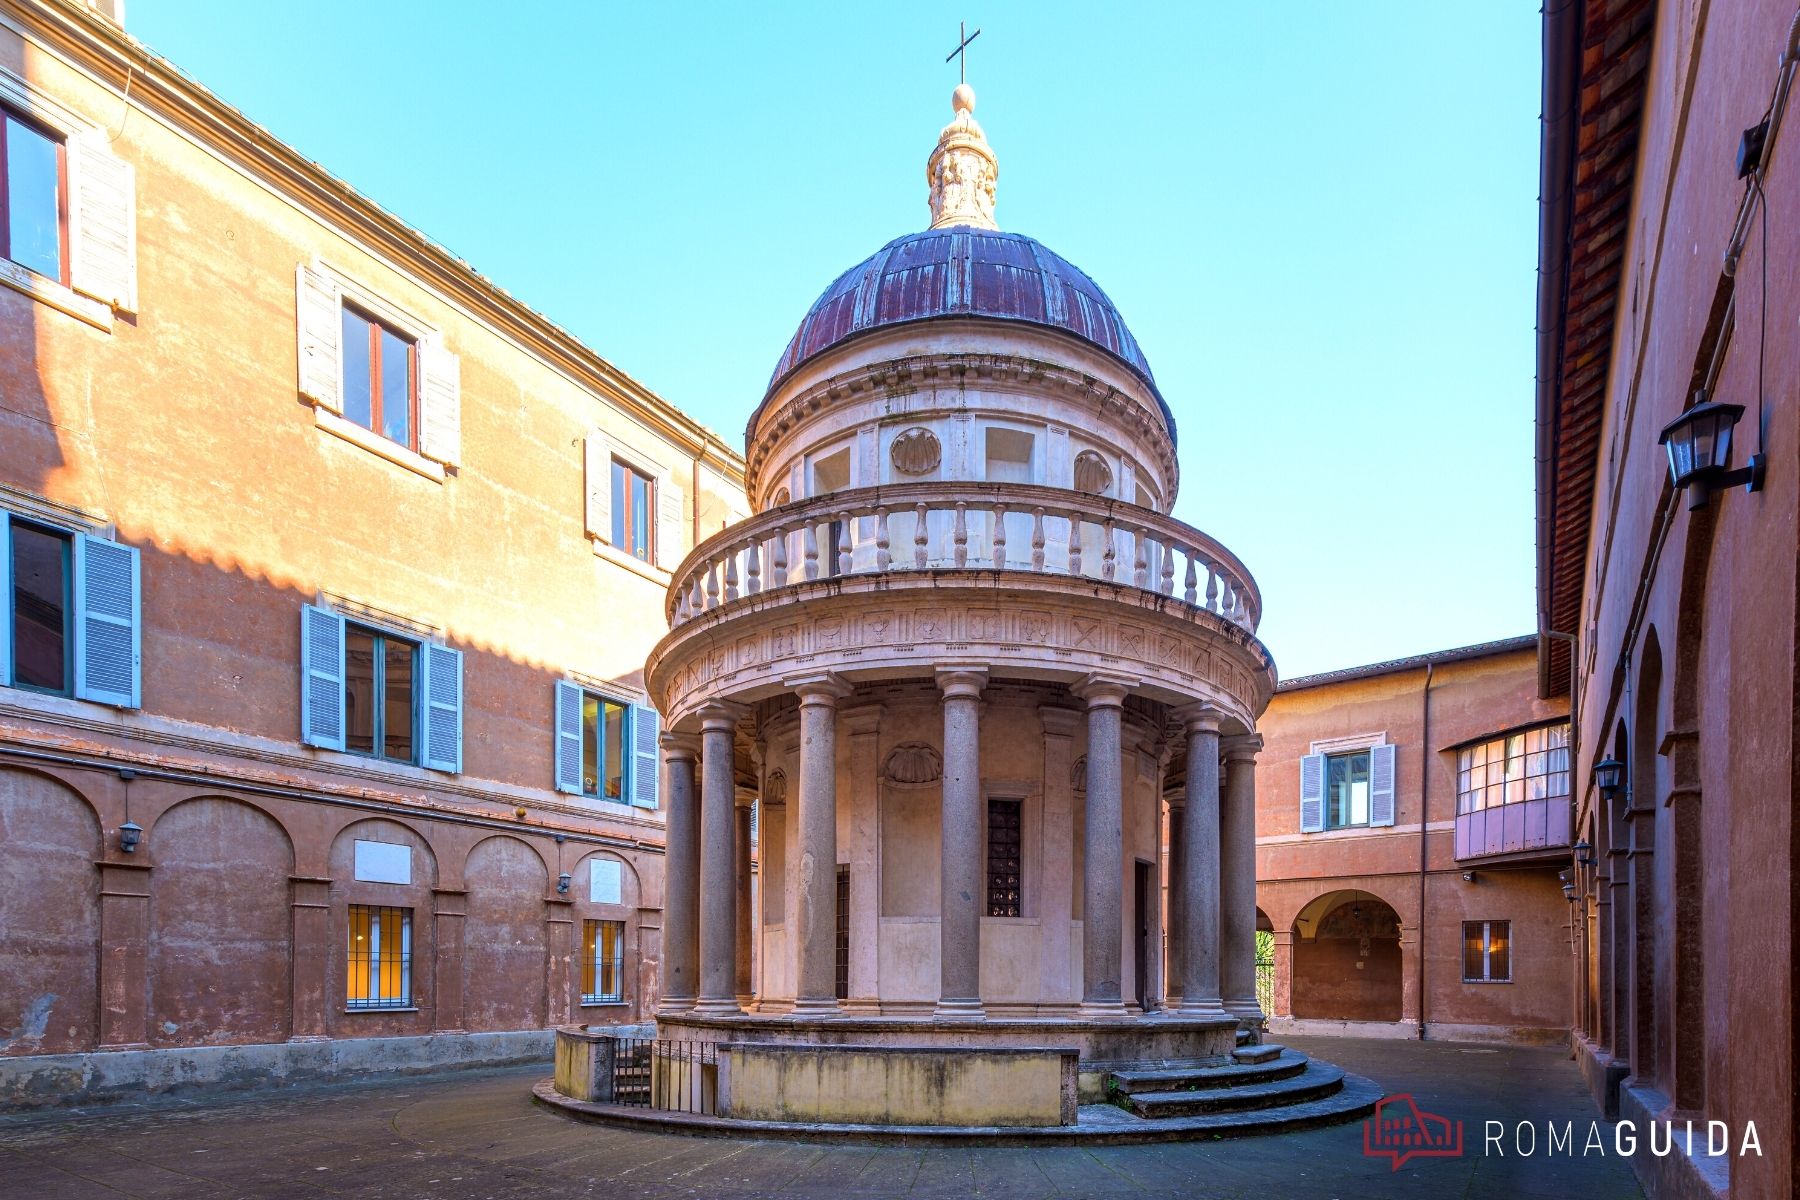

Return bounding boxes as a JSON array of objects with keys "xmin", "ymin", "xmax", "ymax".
[
  {"xmin": 1462, "ymin": 919, "xmax": 1512, "ymax": 983},
  {"xmin": 582, "ymin": 919, "xmax": 625, "ymax": 1003},
  {"xmin": 835, "ymin": 866, "xmax": 850, "ymax": 1000},
  {"xmin": 986, "ymin": 798, "xmax": 1022, "ymax": 917},
  {"xmin": 347, "ymin": 905, "xmax": 411, "ymax": 1009}
]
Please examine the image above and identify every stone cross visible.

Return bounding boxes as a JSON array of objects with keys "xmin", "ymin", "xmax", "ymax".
[{"xmin": 944, "ymin": 21, "xmax": 981, "ymax": 84}]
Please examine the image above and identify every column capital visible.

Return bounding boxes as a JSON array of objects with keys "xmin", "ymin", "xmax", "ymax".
[
  {"xmin": 785, "ymin": 672, "xmax": 853, "ymax": 705},
  {"xmin": 1222, "ymin": 733, "xmax": 1264, "ymax": 762},
  {"xmin": 697, "ymin": 700, "xmax": 749, "ymax": 732},
  {"xmin": 1072, "ymin": 672, "xmax": 1136, "ymax": 709},
  {"xmin": 936, "ymin": 666, "xmax": 988, "ymax": 700},
  {"xmin": 659, "ymin": 731, "xmax": 700, "ymax": 760},
  {"xmin": 1173, "ymin": 703, "xmax": 1226, "ymax": 734}
]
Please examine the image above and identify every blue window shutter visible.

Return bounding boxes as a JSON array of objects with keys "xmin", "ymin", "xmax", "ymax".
[
  {"xmin": 420, "ymin": 643, "xmax": 463, "ymax": 773},
  {"xmin": 1369, "ymin": 743, "xmax": 1397, "ymax": 827},
  {"xmin": 73, "ymin": 533, "xmax": 141, "ymax": 708},
  {"xmin": 631, "ymin": 704, "xmax": 660, "ymax": 808},
  {"xmin": 0, "ymin": 512, "xmax": 11, "ymax": 688},
  {"xmin": 1299, "ymin": 752, "xmax": 1326, "ymax": 833},
  {"xmin": 300, "ymin": 604, "xmax": 346, "ymax": 750},
  {"xmin": 554, "ymin": 681, "xmax": 584, "ymax": 795}
]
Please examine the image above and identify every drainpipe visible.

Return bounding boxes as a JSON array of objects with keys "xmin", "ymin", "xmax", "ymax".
[{"xmin": 1417, "ymin": 662, "xmax": 1433, "ymax": 1039}]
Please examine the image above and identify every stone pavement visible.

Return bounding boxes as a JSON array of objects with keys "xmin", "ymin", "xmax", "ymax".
[{"xmin": 0, "ymin": 1036, "xmax": 1644, "ymax": 1199}]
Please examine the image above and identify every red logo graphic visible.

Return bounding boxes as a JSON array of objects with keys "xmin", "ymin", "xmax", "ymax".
[{"xmin": 1363, "ymin": 1093, "xmax": 1464, "ymax": 1170}]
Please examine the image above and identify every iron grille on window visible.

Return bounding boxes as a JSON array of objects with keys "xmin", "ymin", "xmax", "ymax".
[
  {"xmin": 1462, "ymin": 919, "xmax": 1512, "ymax": 982},
  {"xmin": 987, "ymin": 798, "xmax": 1022, "ymax": 918},
  {"xmin": 835, "ymin": 866, "xmax": 850, "ymax": 1000},
  {"xmin": 582, "ymin": 919, "xmax": 625, "ymax": 1003},
  {"xmin": 347, "ymin": 904, "xmax": 411, "ymax": 1009}
]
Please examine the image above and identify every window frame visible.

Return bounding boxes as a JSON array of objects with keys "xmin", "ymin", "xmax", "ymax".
[
  {"xmin": 1324, "ymin": 749, "xmax": 1372, "ymax": 831},
  {"xmin": 1462, "ymin": 919, "xmax": 1512, "ymax": 984},
  {"xmin": 574, "ymin": 686, "xmax": 635, "ymax": 802},
  {"xmin": 339, "ymin": 300, "xmax": 420, "ymax": 452},
  {"xmin": 346, "ymin": 904, "xmax": 413, "ymax": 1010},
  {"xmin": 0, "ymin": 102, "xmax": 70, "ymax": 287},
  {"xmin": 610, "ymin": 457, "xmax": 656, "ymax": 562},
  {"xmin": 1455, "ymin": 722, "xmax": 1572, "ymax": 815},
  {"xmin": 343, "ymin": 622, "xmax": 420, "ymax": 766},
  {"xmin": 580, "ymin": 918, "xmax": 626, "ymax": 1005},
  {"xmin": 5, "ymin": 516, "xmax": 74, "ymax": 697}
]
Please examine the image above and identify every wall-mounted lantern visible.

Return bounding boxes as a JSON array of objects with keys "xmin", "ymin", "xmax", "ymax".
[
  {"xmin": 1592, "ymin": 758, "xmax": 1624, "ymax": 799},
  {"xmin": 1573, "ymin": 838, "xmax": 1595, "ymax": 868},
  {"xmin": 1658, "ymin": 395, "xmax": 1764, "ymax": 509},
  {"xmin": 557, "ymin": 871, "xmax": 572, "ymax": 895},
  {"xmin": 119, "ymin": 821, "xmax": 143, "ymax": 854}
]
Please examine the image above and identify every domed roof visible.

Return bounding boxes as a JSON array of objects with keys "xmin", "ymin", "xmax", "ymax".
[{"xmin": 766, "ymin": 227, "xmax": 1165, "ymax": 417}]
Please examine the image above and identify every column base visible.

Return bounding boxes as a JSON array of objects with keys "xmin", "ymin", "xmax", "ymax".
[
  {"xmin": 1078, "ymin": 999, "xmax": 1131, "ymax": 1021},
  {"xmin": 657, "ymin": 996, "xmax": 697, "ymax": 1017},
  {"xmin": 788, "ymin": 997, "xmax": 843, "ymax": 1018},
  {"xmin": 840, "ymin": 997, "xmax": 883, "ymax": 1015},
  {"xmin": 932, "ymin": 998, "xmax": 987, "ymax": 1021},
  {"xmin": 691, "ymin": 997, "xmax": 745, "ymax": 1017},
  {"xmin": 1174, "ymin": 997, "xmax": 1228, "ymax": 1019},
  {"xmin": 1223, "ymin": 998, "xmax": 1266, "ymax": 1024}
]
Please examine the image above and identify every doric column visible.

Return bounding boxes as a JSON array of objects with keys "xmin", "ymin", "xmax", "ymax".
[
  {"xmin": 1175, "ymin": 706, "xmax": 1224, "ymax": 1016},
  {"xmin": 1074, "ymin": 675, "xmax": 1132, "ymax": 1018},
  {"xmin": 695, "ymin": 703, "xmax": 746, "ymax": 1015},
  {"xmin": 1221, "ymin": 735, "xmax": 1263, "ymax": 1022},
  {"xmin": 735, "ymin": 787, "xmax": 755, "ymax": 1006},
  {"xmin": 791, "ymin": 675, "xmax": 851, "ymax": 1016},
  {"xmin": 936, "ymin": 668, "xmax": 988, "ymax": 1018},
  {"xmin": 658, "ymin": 734, "xmax": 700, "ymax": 1013}
]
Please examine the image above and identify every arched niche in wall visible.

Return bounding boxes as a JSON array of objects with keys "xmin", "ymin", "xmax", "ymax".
[
  {"xmin": 148, "ymin": 796, "xmax": 295, "ymax": 1047},
  {"xmin": 461, "ymin": 835, "xmax": 549, "ymax": 1032},
  {"xmin": 0, "ymin": 766, "xmax": 101, "ymax": 1055},
  {"xmin": 326, "ymin": 818, "xmax": 439, "ymax": 1033}
]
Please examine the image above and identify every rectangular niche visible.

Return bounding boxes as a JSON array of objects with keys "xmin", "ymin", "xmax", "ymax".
[{"xmin": 353, "ymin": 840, "xmax": 412, "ymax": 885}]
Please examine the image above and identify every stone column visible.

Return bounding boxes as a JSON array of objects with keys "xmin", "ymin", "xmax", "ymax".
[
  {"xmin": 936, "ymin": 668, "xmax": 988, "ymax": 1018},
  {"xmin": 791, "ymin": 675, "xmax": 851, "ymax": 1016},
  {"xmin": 1221, "ymin": 736, "xmax": 1263, "ymax": 1022},
  {"xmin": 659, "ymin": 735, "xmax": 700, "ymax": 1013},
  {"xmin": 1175, "ymin": 707, "xmax": 1225, "ymax": 1016},
  {"xmin": 735, "ymin": 787, "xmax": 755, "ymax": 1007},
  {"xmin": 1074, "ymin": 676, "xmax": 1131, "ymax": 1018},
  {"xmin": 695, "ymin": 703, "xmax": 746, "ymax": 1015}
]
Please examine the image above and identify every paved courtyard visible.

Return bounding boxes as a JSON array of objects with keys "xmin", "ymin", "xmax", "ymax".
[{"xmin": 0, "ymin": 1037, "xmax": 1643, "ymax": 1200}]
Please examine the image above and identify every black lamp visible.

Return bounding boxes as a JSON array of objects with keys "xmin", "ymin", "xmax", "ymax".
[
  {"xmin": 557, "ymin": 871, "xmax": 572, "ymax": 895},
  {"xmin": 1573, "ymin": 838, "xmax": 1595, "ymax": 868},
  {"xmin": 1658, "ymin": 395, "xmax": 1764, "ymax": 509},
  {"xmin": 1592, "ymin": 758, "xmax": 1624, "ymax": 799},
  {"xmin": 118, "ymin": 821, "xmax": 142, "ymax": 854}
]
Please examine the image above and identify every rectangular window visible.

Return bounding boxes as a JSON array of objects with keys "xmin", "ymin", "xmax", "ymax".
[
  {"xmin": 1325, "ymin": 751, "xmax": 1371, "ymax": 830},
  {"xmin": 581, "ymin": 919, "xmax": 625, "ymax": 1003},
  {"xmin": 1462, "ymin": 920, "xmax": 1511, "ymax": 983},
  {"xmin": 1456, "ymin": 725, "xmax": 1571, "ymax": 814},
  {"xmin": 1, "ymin": 106, "xmax": 68, "ymax": 283},
  {"xmin": 577, "ymin": 689, "xmax": 631, "ymax": 800},
  {"xmin": 339, "ymin": 304, "xmax": 417, "ymax": 449},
  {"xmin": 610, "ymin": 459, "xmax": 655, "ymax": 561},
  {"xmin": 343, "ymin": 624, "xmax": 418, "ymax": 764},
  {"xmin": 8, "ymin": 519, "xmax": 72, "ymax": 695},
  {"xmin": 986, "ymin": 798, "xmax": 1023, "ymax": 918},
  {"xmin": 347, "ymin": 905, "xmax": 412, "ymax": 1009},
  {"xmin": 835, "ymin": 865, "xmax": 850, "ymax": 1000}
]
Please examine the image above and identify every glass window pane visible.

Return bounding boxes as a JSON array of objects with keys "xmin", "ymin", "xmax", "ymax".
[
  {"xmin": 347, "ymin": 906, "xmax": 371, "ymax": 1003},
  {"xmin": 581, "ymin": 920, "xmax": 598, "ymax": 996},
  {"xmin": 5, "ymin": 115, "xmax": 62, "ymax": 279},
  {"xmin": 581, "ymin": 693, "xmax": 600, "ymax": 796},
  {"xmin": 1489, "ymin": 922, "xmax": 1510, "ymax": 981},
  {"xmin": 10, "ymin": 522, "xmax": 69, "ymax": 692},
  {"xmin": 344, "ymin": 627, "xmax": 377, "ymax": 754},
  {"xmin": 383, "ymin": 638, "xmax": 415, "ymax": 763},
  {"xmin": 631, "ymin": 472, "xmax": 652, "ymax": 560},
  {"xmin": 1463, "ymin": 923, "xmax": 1484, "ymax": 980},
  {"xmin": 379, "ymin": 325, "xmax": 412, "ymax": 446},
  {"xmin": 341, "ymin": 308, "xmax": 374, "ymax": 431},
  {"xmin": 610, "ymin": 460, "xmax": 627, "ymax": 547},
  {"xmin": 603, "ymin": 702, "xmax": 625, "ymax": 799},
  {"xmin": 600, "ymin": 921, "xmax": 622, "ymax": 999}
]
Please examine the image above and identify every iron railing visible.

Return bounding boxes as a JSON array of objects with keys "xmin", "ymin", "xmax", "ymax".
[
  {"xmin": 604, "ymin": 1035, "xmax": 717, "ymax": 1115},
  {"xmin": 1255, "ymin": 957, "xmax": 1275, "ymax": 1017}
]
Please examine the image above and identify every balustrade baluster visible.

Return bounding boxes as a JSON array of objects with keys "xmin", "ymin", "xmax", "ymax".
[
  {"xmin": 1206, "ymin": 564, "xmax": 1221, "ymax": 614},
  {"xmin": 953, "ymin": 503, "xmax": 969, "ymax": 568},
  {"xmin": 746, "ymin": 539, "xmax": 761, "ymax": 595},
  {"xmin": 1069, "ymin": 515, "xmax": 1084, "ymax": 576},
  {"xmin": 689, "ymin": 574, "xmax": 703, "ymax": 615},
  {"xmin": 1183, "ymin": 556, "xmax": 1198, "ymax": 605},
  {"xmin": 1133, "ymin": 530, "xmax": 1149, "ymax": 588},
  {"xmin": 724, "ymin": 550, "xmax": 740, "ymax": 602},
  {"xmin": 804, "ymin": 524, "xmax": 820, "ymax": 580},
  {"xmin": 674, "ymin": 587, "xmax": 689, "ymax": 624},
  {"xmin": 993, "ymin": 504, "xmax": 1007, "ymax": 568},
  {"xmin": 836, "ymin": 512, "xmax": 852, "ymax": 576},
  {"xmin": 1102, "ymin": 519, "xmax": 1117, "ymax": 582},
  {"xmin": 1161, "ymin": 543, "xmax": 1176, "ymax": 594},
  {"xmin": 1031, "ymin": 508, "xmax": 1046, "ymax": 571},
  {"xmin": 705, "ymin": 561, "xmax": 720, "ymax": 610},
  {"xmin": 771, "ymin": 527, "xmax": 789, "ymax": 588},
  {"xmin": 875, "ymin": 508, "xmax": 891, "ymax": 572},
  {"xmin": 913, "ymin": 502, "xmax": 929, "ymax": 568}
]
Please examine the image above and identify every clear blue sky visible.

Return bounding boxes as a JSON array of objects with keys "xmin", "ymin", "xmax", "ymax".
[{"xmin": 132, "ymin": 2, "xmax": 1542, "ymax": 680}]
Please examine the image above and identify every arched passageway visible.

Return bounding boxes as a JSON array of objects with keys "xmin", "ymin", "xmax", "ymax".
[{"xmin": 1291, "ymin": 891, "xmax": 1402, "ymax": 1022}]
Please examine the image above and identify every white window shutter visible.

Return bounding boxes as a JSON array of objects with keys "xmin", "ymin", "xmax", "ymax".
[
  {"xmin": 656, "ymin": 475, "xmax": 684, "ymax": 571},
  {"xmin": 68, "ymin": 131, "xmax": 137, "ymax": 313},
  {"xmin": 584, "ymin": 431, "xmax": 613, "ymax": 543},
  {"xmin": 0, "ymin": 513, "xmax": 10, "ymax": 687},
  {"xmin": 300, "ymin": 604, "xmax": 346, "ymax": 750},
  {"xmin": 420, "ymin": 642, "xmax": 464, "ymax": 773},
  {"xmin": 554, "ymin": 680, "xmax": 584, "ymax": 795},
  {"xmin": 631, "ymin": 704, "xmax": 660, "ymax": 808},
  {"xmin": 417, "ymin": 336, "xmax": 462, "ymax": 466},
  {"xmin": 1299, "ymin": 752, "xmax": 1326, "ymax": 833},
  {"xmin": 72, "ymin": 534, "xmax": 141, "ymax": 708},
  {"xmin": 296, "ymin": 264, "xmax": 342, "ymax": 411},
  {"xmin": 1369, "ymin": 742, "xmax": 1397, "ymax": 827}
]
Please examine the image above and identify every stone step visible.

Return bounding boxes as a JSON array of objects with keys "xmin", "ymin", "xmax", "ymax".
[
  {"xmin": 1234, "ymin": 1027, "xmax": 1251, "ymax": 1047},
  {"xmin": 1107, "ymin": 1051, "xmax": 1308, "ymax": 1096},
  {"xmin": 1233, "ymin": 1042, "xmax": 1283, "ymax": 1064},
  {"xmin": 1122, "ymin": 1062, "xmax": 1346, "ymax": 1120}
]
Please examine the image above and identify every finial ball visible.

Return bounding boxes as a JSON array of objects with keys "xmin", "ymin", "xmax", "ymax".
[{"xmin": 952, "ymin": 83, "xmax": 976, "ymax": 115}]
